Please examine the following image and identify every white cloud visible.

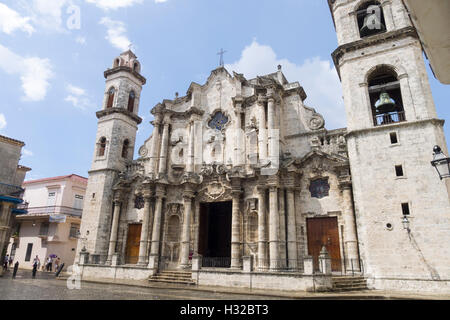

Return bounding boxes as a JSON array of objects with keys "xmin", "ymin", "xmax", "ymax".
[
  {"xmin": 0, "ymin": 44, "xmax": 53, "ymax": 101},
  {"xmin": 76, "ymin": 36, "xmax": 86, "ymax": 45},
  {"xmin": 225, "ymin": 40, "xmax": 346, "ymax": 129},
  {"xmin": 86, "ymin": 0, "xmax": 144, "ymax": 10},
  {"xmin": 0, "ymin": 3, "xmax": 35, "ymax": 35},
  {"xmin": 99, "ymin": 17, "xmax": 131, "ymax": 51},
  {"xmin": 22, "ymin": 148, "xmax": 33, "ymax": 157},
  {"xmin": 65, "ymin": 84, "xmax": 94, "ymax": 110},
  {"xmin": 0, "ymin": 113, "xmax": 6, "ymax": 130},
  {"xmin": 155, "ymin": 0, "xmax": 168, "ymax": 3},
  {"xmin": 18, "ymin": 0, "xmax": 69, "ymax": 33}
]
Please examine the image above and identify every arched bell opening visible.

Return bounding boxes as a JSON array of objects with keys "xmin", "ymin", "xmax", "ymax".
[
  {"xmin": 368, "ymin": 66, "xmax": 405, "ymax": 126},
  {"xmin": 357, "ymin": 1, "xmax": 386, "ymax": 38}
]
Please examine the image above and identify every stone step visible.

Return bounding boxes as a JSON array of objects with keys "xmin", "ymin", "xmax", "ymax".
[
  {"xmin": 149, "ymin": 278, "xmax": 195, "ymax": 285},
  {"xmin": 150, "ymin": 275, "xmax": 192, "ymax": 281},
  {"xmin": 332, "ymin": 279, "xmax": 367, "ymax": 285},
  {"xmin": 332, "ymin": 286, "xmax": 368, "ymax": 292},
  {"xmin": 159, "ymin": 271, "xmax": 192, "ymax": 277}
]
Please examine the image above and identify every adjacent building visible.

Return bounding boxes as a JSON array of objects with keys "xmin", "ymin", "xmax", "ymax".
[
  {"xmin": 0, "ymin": 134, "xmax": 31, "ymax": 276},
  {"xmin": 7, "ymin": 175, "xmax": 87, "ymax": 270},
  {"xmin": 75, "ymin": 0, "xmax": 450, "ymax": 293}
]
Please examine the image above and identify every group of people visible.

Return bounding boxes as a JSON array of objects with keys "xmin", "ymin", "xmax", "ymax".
[
  {"xmin": 32, "ymin": 255, "xmax": 61, "ymax": 273},
  {"xmin": 2, "ymin": 254, "xmax": 13, "ymax": 271}
]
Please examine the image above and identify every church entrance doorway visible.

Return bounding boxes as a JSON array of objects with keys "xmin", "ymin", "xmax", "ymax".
[
  {"xmin": 125, "ymin": 224, "xmax": 142, "ymax": 264},
  {"xmin": 307, "ymin": 217, "xmax": 342, "ymax": 272},
  {"xmin": 198, "ymin": 201, "xmax": 232, "ymax": 268}
]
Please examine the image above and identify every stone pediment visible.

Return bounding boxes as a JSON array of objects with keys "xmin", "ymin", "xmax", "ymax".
[{"xmin": 285, "ymin": 150, "xmax": 349, "ymax": 174}]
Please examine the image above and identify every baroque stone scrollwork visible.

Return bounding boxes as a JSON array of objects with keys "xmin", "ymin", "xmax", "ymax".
[
  {"xmin": 138, "ymin": 146, "xmax": 148, "ymax": 157},
  {"xmin": 309, "ymin": 114, "xmax": 325, "ymax": 130}
]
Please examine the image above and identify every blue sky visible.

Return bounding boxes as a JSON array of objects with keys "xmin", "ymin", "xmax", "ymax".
[{"xmin": 0, "ymin": 0, "xmax": 448, "ymax": 181}]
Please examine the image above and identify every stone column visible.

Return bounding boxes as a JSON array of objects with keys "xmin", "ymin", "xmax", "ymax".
[
  {"xmin": 234, "ymin": 108, "xmax": 242, "ymax": 167},
  {"xmin": 137, "ymin": 191, "xmax": 153, "ymax": 265},
  {"xmin": 269, "ymin": 186, "xmax": 280, "ymax": 271},
  {"xmin": 341, "ymin": 183, "xmax": 360, "ymax": 271},
  {"xmin": 231, "ymin": 186, "xmax": 242, "ymax": 269},
  {"xmin": 107, "ymin": 199, "xmax": 122, "ymax": 263},
  {"xmin": 148, "ymin": 186, "xmax": 165, "ymax": 272},
  {"xmin": 381, "ymin": 1, "xmax": 395, "ymax": 31},
  {"xmin": 267, "ymin": 97, "xmax": 277, "ymax": 165},
  {"xmin": 257, "ymin": 97, "xmax": 267, "ymax": 162},
  {"xmin": 256, "ymin": 186, "xmax": 268, "ymax": 270},
  {"xmin": 187, "ymin": 121, "xmax": 195, "ymax": 173},
  {"xmin": 179, "ymin": 189, "xmax": 194, "ymax": 268},
  {"xmin": 286, "ymin": 187, "xmax": 298, "ymax": 270},
  {"xmin": 149, "ymin": 116, "xmax": 162, "ymax": 176},
  {"xmin": 278, "ymin": 188, "xmax": 287, "ymax": 269},
  {"xmin": 158, "ymin": 121, "xmax": 170, "ymax": 177}
]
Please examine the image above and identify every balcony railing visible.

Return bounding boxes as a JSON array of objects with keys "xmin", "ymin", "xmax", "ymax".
[
  {"xmin": 373, "ymin": 111, "xmax": 406, "ymax": 126},
  {"xmin": 0, "ymin": 182, "xmax": 24, "ymax": 197},
  {"xmin": 26, "ymin": 206, "xmax": 83, "ymax": 217}
]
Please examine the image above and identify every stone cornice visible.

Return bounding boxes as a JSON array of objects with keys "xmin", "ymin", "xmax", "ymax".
[
  {"xmin": 0, "ymin": 134, "xmax": 25, "ymax": 147},
  {"xmin": 345, "ymin": 118, "xmax": 445, "ymax": 138},
  {"xmin": 331, "ymin": 27, "xmax": 419, "ymax": 79},
  {"xmin": 104, "ymin": 66, "xmax": 146, "ymax": 85},
  {"xmin": 96, "ymin": 108, "xmax": 142, "ymax": 125}
]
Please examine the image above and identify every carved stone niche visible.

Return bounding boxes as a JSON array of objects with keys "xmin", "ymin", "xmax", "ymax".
[{"xmin": 166, "ymin": 203, "xmax": 184, "ymax": 223}]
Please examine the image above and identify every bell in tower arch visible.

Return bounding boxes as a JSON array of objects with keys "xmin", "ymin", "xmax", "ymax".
[
  {"xmin": 360, "ymin": 4, "xmax": 386, "ymax": 37},
  {"xmin": 375, "ymin": 92, "xmax": 396, "ymax": 114}
]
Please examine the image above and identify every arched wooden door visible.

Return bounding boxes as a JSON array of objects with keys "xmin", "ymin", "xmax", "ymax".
[
  {"xmin": 125, "ymin": 224, "xmax": 142, "ymax": 264},
  {"xmin": 307, "ymin": 217, "xmax": 342, "ymax": 272}
]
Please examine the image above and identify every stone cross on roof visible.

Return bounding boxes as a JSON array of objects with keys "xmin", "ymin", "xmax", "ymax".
[{"xmin": 217, "ymin": 48, "xmax": 227, "ymax": 67}]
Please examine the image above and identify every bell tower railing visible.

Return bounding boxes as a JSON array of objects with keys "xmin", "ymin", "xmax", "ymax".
[{"xmin": 373, "ymin": 111, "xmax": 406, "ymax": 126}]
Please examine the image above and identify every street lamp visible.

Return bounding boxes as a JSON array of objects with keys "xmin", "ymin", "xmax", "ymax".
[{"xmin": 431, "ymin": 145, "xmax": 450, "ymax": 180}]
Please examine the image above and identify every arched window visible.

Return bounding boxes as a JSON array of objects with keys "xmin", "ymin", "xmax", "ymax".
[
  {"xmin": 368, "ymin": 66, "xmax": 405, "ymax": 126},
  {"xmin": 357, "ymin": 1, "xmax": 386, "ymax": 38},
  {"xmin": 107, "ymin": 87, "xmax": 115, "ymax": 109},
  {"xmin": 133, "ymin": 62, "xmax": 140, "ymax": 73},
  {"xmin": 122, "ymin": 139, "xmax": 129, "ymax": 158},
  {"xmin": 113, "ymin": 59, "xmax": 120, "ymax": 68},
  {"xmin": 98, "ymin": 137, "xmax": 107, "ymax": 157},
  {"xmin": 127, "ymin": 91, "xmax": 135, "ymax": 112}
]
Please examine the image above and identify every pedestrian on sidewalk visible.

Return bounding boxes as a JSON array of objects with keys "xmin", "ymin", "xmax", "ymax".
[
  {"xmin": 54, "ymin": 257, "xmax": 60, "ymax": 273},
  {"xmin": 3, "ymin": 254, "xmax": 9, "ymax": 271},
  {"xmin": 12, "ymin": 261, "xmax": 19, "ymax": 278},
  {"xmin": 46, "ymin": 256, "xmax": 53, "ymax": 272},
  {"xmin": 32, "ymin": 256, "xmax": 39, "ymax": 278}
]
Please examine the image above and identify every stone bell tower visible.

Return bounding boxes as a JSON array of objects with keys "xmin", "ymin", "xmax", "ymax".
[
  {"xmin": 78, "ymin": 50, "xmax": 146, "ymax": 263},
  {"xmin": 329, "ymin": 0, "xmax": 450, "ymax": 291}
]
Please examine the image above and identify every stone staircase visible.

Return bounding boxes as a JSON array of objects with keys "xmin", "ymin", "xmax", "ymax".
[
  {"xmin": 331, "ymin": 276, "xmax": 368, "ymax": 292},
  {"xmin": 149, "ymin": 270, "xmax": 195, "ymax": 286}
]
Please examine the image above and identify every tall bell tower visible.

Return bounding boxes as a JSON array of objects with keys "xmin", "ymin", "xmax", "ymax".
[
  {"xmin": 79, "ymin": 50, "xmax": 146, "ymax": 263},
  {"xmin": 329, "ymin": 0, "xmax": 450, "ymax": 291}
]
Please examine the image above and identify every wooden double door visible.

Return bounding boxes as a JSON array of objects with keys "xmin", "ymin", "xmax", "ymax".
[
  {"xmin": 125, "ymin": 224, "xmax": 142, "ymax": 264},
  {"xmin": 307, "ymin": 217, "xmax": 342, "ymax": 272}
]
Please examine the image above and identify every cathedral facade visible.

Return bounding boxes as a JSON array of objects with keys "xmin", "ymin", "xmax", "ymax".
[{"xmin": 75, "ymin": 0, "xmax": 450, "ymax": 293}]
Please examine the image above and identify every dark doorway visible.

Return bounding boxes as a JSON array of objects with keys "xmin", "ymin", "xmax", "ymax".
[
  {"xmin": 198, "ymin": 201, "xmax": 232, "ymax": 267},
  {"xmin": 307, "ymin": 217, "xmax": 342, "ymax": 272}
]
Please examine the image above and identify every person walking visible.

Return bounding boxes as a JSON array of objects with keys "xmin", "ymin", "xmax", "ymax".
[
  {"xmin": 8, "ymin": 256, "xmax": 13, "ymax": 268},
  {"xmin": 54, "ymin": 257, "xmax": 60, "ymax": 273},
  {"xmin": 3, "ymin": 254, "xmax": 9, "ymax": 271},
  {"xmin": 32, "ymin": 255, "xmax": 40, "ymax": 278},
  {"xmin": 12, "ymin": 261, "xmax": 19, "ymax": 278}
]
